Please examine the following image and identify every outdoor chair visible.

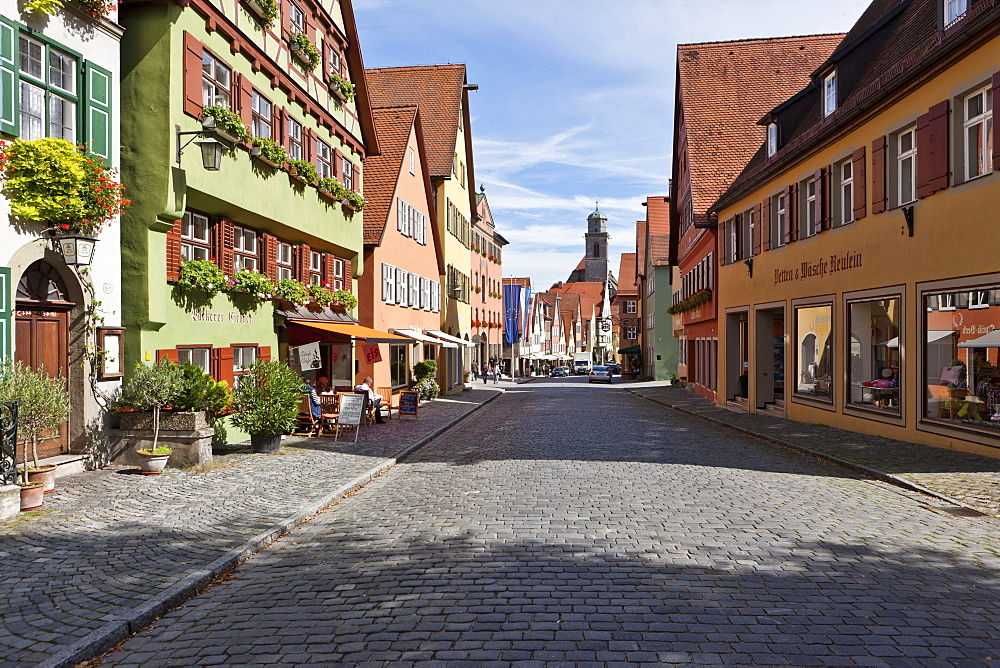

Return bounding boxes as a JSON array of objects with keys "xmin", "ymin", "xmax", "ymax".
[
  {"xmin": 377, "ymin": 386, "xmax": 396, "ymax": 420},
  {"xmin": 290, "ymin": 395, "xmax": 320, "ymax": 437}
]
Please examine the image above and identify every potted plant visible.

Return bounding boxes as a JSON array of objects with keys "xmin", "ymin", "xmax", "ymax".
[
  {"xmin": 328, "ymin": 73, "xmax": 356, "ymax": 102},
  {"xmin": 229, "ymin": 359, "xmax": 303, "ymax": 453},
  {"xmin": 201, "ymin": 105, "xmax": 252, "ymax": 144},
  {"xmin": 250, "ymin": 137, "xmax": 287, "ymax": 168},
  {"xmin": 274, "ymin": 278, "xmax": 310, "ymax": 305},
  {"xmin": 0, "ymin": 362, "xmax": 70, "ymax": 506},
  {"xmin": 412, "ymin": 360, "xmax": 439, "ymax": 401},
  {"xmin": 243, "ymin": 0, "xmax": 278, "ymax": 27},
  {"xmin": 288, "ymin": 33, "xmax": 321, "ymax": 72},
  {"xmin": 176, "ymin": 258, "xmax": 227, "ymax": 298},
  {"xmin": 285, "ymin": 158, "xmax": 319, "ymax": 184},
  {"xmin": 317, "ymin": 177, "xmax": 345, "ymax": 202},
  {"xmin": 117, "ymin": 360, "xmax": 185, "ymax": 474},
  {"xmin": 342, "ymin": 189, "xmax": 366, "ymax": 213},
  {"xmin": 228, "ymin": 269, "xmax": 274, "ymax": 306}
]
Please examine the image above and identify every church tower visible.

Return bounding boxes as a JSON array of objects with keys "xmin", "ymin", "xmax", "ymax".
[{"xmin": 584, "ymin": 205, "xmax": 610, "ymax": 283}]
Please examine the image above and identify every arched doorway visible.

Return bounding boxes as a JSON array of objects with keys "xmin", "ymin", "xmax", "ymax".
[{"xmin": 15, "ymin": 260, "xmax": 74, "ymax": 458}]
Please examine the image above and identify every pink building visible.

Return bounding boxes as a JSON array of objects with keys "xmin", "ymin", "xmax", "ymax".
[{"xmin": 471, "ymin": 188, "xmax": 507, "ymax": 368}]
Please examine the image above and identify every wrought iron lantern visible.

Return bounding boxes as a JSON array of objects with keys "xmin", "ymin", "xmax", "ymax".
[{"xmin": 57, "ymin": 234, "xmax": 98, "ymax": 266}]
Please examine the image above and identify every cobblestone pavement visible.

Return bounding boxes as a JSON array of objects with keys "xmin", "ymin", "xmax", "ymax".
[
  {"xmin": 106, "ymin": 378, "xmax": 1000, "ymax": 666},
  {"xmin": 0, "ymin": 388, "xmax": 502, "ymax": 665},
  {"xmin": 629, "ymin": 383, "xmax": 1000, "ymax": 518}
]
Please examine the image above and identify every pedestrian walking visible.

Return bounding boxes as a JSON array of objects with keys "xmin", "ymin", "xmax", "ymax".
[{"xmin": 529, "ymin": 364, "xmax": 535, "ymax": 377}]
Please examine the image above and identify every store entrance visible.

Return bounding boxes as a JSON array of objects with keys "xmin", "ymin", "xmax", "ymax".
[
  {"xmin": 754, "ymin": 307, "xmax": 785, "ymax": 411},
  {"xmin": 725, "ymin": 311, "xmax": 750, "ymax": 404}
]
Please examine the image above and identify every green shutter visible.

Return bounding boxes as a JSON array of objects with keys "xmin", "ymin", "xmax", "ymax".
[
  {"xmin": 0, "ymin": 19, "xmax": 18, "ymax": 137},
  {"xmin": 84, "ymin": 61, "xmax": 111, "ymax": 164},
  {"xmin": 0, "ymin": 267, "xmax": 10, "ymax": 362}
]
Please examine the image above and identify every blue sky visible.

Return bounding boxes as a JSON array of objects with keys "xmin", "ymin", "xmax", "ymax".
[{"xmin": 354, "ymin": 0, "xmax": 873, "ymax": 291}]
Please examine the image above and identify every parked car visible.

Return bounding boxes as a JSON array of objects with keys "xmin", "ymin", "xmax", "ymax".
[
  {"xmin": 551, "ymin": 366, "xmax": 570, "ymax": 377},
  {"xmin": 606, "ymin": 363, "xmax": 621, "ymax": 375},
  {"xmin": 589, "ymin": 366, "xmax": 612, "ymax": 383}
]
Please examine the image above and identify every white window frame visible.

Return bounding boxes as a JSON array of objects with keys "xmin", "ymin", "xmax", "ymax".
[
  {"xmin": 408, "ymin": 147, "xmax": 415, "ymax": 174},
  {"xmin": 938, "ymin": 293, "xmax": 956, "ymax": 311},
  {"xmin": 276, "ymin": 242, "xmax": 293, "ymax": 281},
  {"xmin": 233, "ymin": 225, "xmax": 258, "ymax": 271},
  {"xmin": 201, "ymin": 49, "xmax": 231, "ymax": 109},
  {"xmin": 804, "ymin": 178, "xmax": 817, "ymax": 236},
  {"xmin": 775, "ymin": 193, "xmax": 787, "ymax": 248},
  {"xmin": 316, "ymin": 140, "xmax": 332, "ymax": 178},
  {"xmin": 897, "ymin": 127, "xmax": 917, "ymax": 206},
  {"xmin": 766, "ymin": 123, "xmax": 778, "ymax": 157},
  {"xmin": 409, "ymin": 273, "xmax": 419, "ymax": 308},
  {"xmin": 342, "ymin": 158, "xmax": 354, "ymax": 190},
  {"xmin": 839, "ymin": 160, "xmax": 854, "ymax": 226},
  {"xmin": 823, "ymin": 70, "xmax": 837, "ymax": 117},
  {"xmin": 970, "ymin": 290, "xmax": 990, "ymax": 309},
  {"xmin": 963, "ymin": 85, "xmax": 993, "ymax": 181},
  {"xmin": 181, "ymin": 212, "xmax": 211, "ymax": 262},
  {"xmin": 332, "ymin": 258, "xmax": 344, "ymax": 289},
  {"xmin": 251, "ymin": 90, "xmax": 272, "ymax": 139},
  {"xmin": 395, "ymin": 267, "xmax": 407, "ymax": 306},
  {"xmin": 289, "ymin": 1, "xmax": 305, "ymax": 33},
  {"xmin": 287, "ymin": 117, "xmax": 302, "ymax": 161},
  {"xmin": 625, "ymin": 300, "xmax": 637, "ymax": 314},
  {"xmin": 382, "ymin": 263, "xmax": 395, "ymax": 303},
  {"xmin": 178, "ymin": 347, "xmax": 211, "ymax": 373},
  {"xmin": 945, "ymin": 0, "xmax": 967, "ymax": 25}
]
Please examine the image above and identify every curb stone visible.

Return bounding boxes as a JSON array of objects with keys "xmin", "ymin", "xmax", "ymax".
[
  {"xmin": 40, "ymin": 389, "xmax": 505, "ymax": 668},
  {"xmin": 626, "ymin": 388, "xmax": 987, "ymax": 514}
]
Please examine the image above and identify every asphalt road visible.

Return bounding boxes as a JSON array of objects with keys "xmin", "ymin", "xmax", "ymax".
[{"xmin": 106, "ymin": 379, "xmax": 1000, "ymax": 665}]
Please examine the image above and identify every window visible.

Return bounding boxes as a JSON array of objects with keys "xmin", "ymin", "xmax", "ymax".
[
  {"xmin": 331, "ymin": 258, "xmax": 345, "ymax": 289},
  {"xmin": 233, "ymin": 346, "xmax": 257, "ymax": 387},
  {"xmin": 19, "ymin": 36, "xmax": 78, "ymax": 142},
  {"xmin": 177, "ymin": 347, "xmax": 210, "ymax": 373},
  {"xmin": 181, "ymin": 212, "xmax": 211, "ymax": 262},
  {"xmin": 727, "ymin": 218, "xmax": 737, "ymax": 263},
  {"xmin": 945, "ymin": 0, "xmax": 967, "ymax": 26},
  {"xmin": 625, "ymin": 326, "xmax": 637, "ymax": 340},
  {"xmin": 288, "ymin": 1, "xmax": 305, "ymax": 32},
  {"xmin": 625, "ymin": 300, "xmax": 637, "ymax": 314},
  {"xmin": 201, "ymin": 50, "xmax": 231, "ymax": 108},
  {"xmin": 382, "ymin": 263, "xmax": 395, "ymax": 302},
  {"xmin": 316, "ymin": 140, "xmax": 331, "ymax": 178},
  {"xmin": 938, "ymin": 293, "xmax": 956, "ymax": 311},
  {"xmin": 342, "ymin": 158, "xmax": 354, "ymax": 190},
  {"xmin": 287, "ymin": 117, "xmax": 302, "ymax": 160},
  {"xmin": 795, "ymin": 304, "xmax": 833, "ymax": 402},
  {"xmin": 970, "ymin": 289, "xmax": 990, "ymax": 309},
  {"xmin": 897, "ymin": 127, "xmax": 917, "ymax": 205},
  {"xmin": 308, "ymin": 251, "xmax": 322, "ymax": 285},
  {"xmin": 839, "ymin": 160, "xmax": 854, "ymax": 226},
  {"xmin": 773, "ymin": 192, "xmax": 787, "ymax": 248},
  {"xmin": 276, "ymin": 242, "xmax": 293, "ymax": 280},
  {"xmin": 251, "ymin": 90, "xmax": 272, "ymax": 138},
  {"xmin": 802, "ymin": 177, "xmax": 818, "ymax": 237},
  {"xmin": 396, "ymin": 267, "xmax": 407, "ymax": 305},
  {"xmin": 963, "ymin": 86, "xmax": 993, "ymax": 181},
  {"xmin": 823, "ymin": 70, "xmax": 837, "ymax": 117},
  {"xmin": 742, "ymin": 210, "xmax": 754, "ymax": 258},
  {"xmin": 326, "ymin": 47, "xmax": 342, "ymax": 78},
  {"xmin": 848, "ymin": 298, "xmax": 900, "ymax": 414},
  {"xmin": 408, "ymin": 147, "xmax": 415, "ymax": 174},
  {"xmin": 233, "ymin": 225, "xmax": 258, "ymax": 271},
  {"xmin": 390, "ymin": 343, "xmax": 408, "ymax": 388},
  {"xmin": 766, "ymin": 123, "xmax": 778, "ymax": 157}
]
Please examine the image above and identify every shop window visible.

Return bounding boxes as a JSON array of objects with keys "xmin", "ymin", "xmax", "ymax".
[
  {"xmin": 894, "ymin": 127, "xmax": 917, "ymax": 206},
  {"xmin": 233, "ymin": 345, "xmax": 257, "ymax": 386},
  {"xmin": 316, "ymin": 139, "xmax": 331, "ymax": 178},
  {"xmin": 924, "ymin": 285, "xmax": 1000, "ymax": 429},
  {"xmin": 847, "ymin": 298, "xmax": 900, "ymax": 414},
  {"xmin": 795, "ymin": 304, "xmax": 833, "ymax": 402},
  {"xmin": 962, "ymin": 86, "xmax": 992, "ymax": 181},
  {"xmin": 389, "ymin": 343, "xmax": 408, "ymax": 388},
  {"xmin": 308, "ymin": 251, "xmax": 322, "ymax": 285},
  {"xmin": 287, "ymin": 117, "xmax": 302, "ymax": 160},
  {"xmin": 251, "ymin": 90, "xmax": 272, "ymax": 138},
  {"xmin": 178, "ymin": 347, "xmax": 211, "ymax": 373},
  {"xmin": 201, "ymin": 50, "xmax": 231, "ymax": 108},
  {"xmin": 181, "ymin": 211, "xmax": 211, "ymax": 262},
  {"xmin": 276, "ymin": 242, "xmax": 293, "ymax": 280},
  {"xmin": 232, "ymin": 225, "xmax": 258, "ymax": 271}
]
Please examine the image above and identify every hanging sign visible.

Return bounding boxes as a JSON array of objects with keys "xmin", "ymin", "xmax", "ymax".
[
  {"xmin": 291, "ymin": 342, "xmax": 322, "ymax": 371},
  {"xmin": 397, "ymin": 390, "xmax": 419, "ymax": 419},
  {"xmin": 362, "ymin": 343, "xmax": 382, "ymax": 364}
]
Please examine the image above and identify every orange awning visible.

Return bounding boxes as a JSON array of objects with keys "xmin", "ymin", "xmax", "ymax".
[{"xmin": 288, "ymin": 319, "xmax": 412, "ymax": 343}]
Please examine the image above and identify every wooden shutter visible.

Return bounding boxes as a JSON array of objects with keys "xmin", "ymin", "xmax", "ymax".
[
  {"xmin": 298, "ymin": 243, "xmax": 312, "ymax": 283},
  {"xmin": 83, "ymin": 62, "xmax": 113, "ymax": 165},
  {"xmin": 0, "ymin": 19, "xmax": 17, "ymax": 136},
  {"xmin": 213, "ymin": 347, "xmax": 235, "ymax": 386},
  {"xmin": 816, "ymin": 167, "xmax": 829, "ymax": 231},
  {"xmin": 183, "ymin": 31, "xmax": 204, "ymax": 118},
  {"xmin": 719, "ymin": 220, "xmax": 728, "ymax": 266},
  {"xmin": 762, "ymin": 196, "xmax": 772, "ymax": 251},
  {"xmin": 166, "ymin": 219, "xmax": 183, "ymax": 282},
  {"xmin": 274, "ymin": 107, "xmax": 287, "ymax": 149},
  {"xmin": 323, "ymin": 253, "xmax": 336, "ymax": 285},
  {"xmin": 215, "ymin": 219, "xmax": 235, "ymax": 277},
  {"xmin": 262, "ymin": 233, "xmax": 278, "ymax": 282},
  {"xmin": 916, "ymin": 100, "xmax": 950, "ymax": 198},
  {"xmin": 332, "ymin": 148, "xmax": 342, "ymax": 180},
  {"xmin": 852, "ymin": 147, "xmax": 867, "ymax": 221},
  {"xmin": 156, "ymin": 348, "xmax": 179, "ymax": 364},
  {"xmin": 993, "ymin": 73, "xmax": 1000, "ymax": 170},
  {"xmin": 281, "ymin": 0, "xmax": 291, "ymax": 37},
  {"xmin": 237, "ymin": 74, "xmax": 253, "ymax": 134},
  {"xmin": 781, "ymin": 185, "xmax": 793, "ymax": 244},
  {"xmin": 787, "ymin": 184, "xmax": 798, "ymax": 242},
  {"xmin": 258, "ymin": 346, "xmax": 271, "ymax": 362},
  {"xmin": 752, "ymin": 203, "xmax": 762, "ymax": 256},
  {"xmin": 871, "ymin": 136, "xmax": 887, "ymax": 214},
  {"xmin": 304, "ymin": 127, "xmax": 315, "ymax": 164},
  {"xmin": 342, "ymin": 259, "xmax": 352, "ymax": 292},
  {"xmin": 734, "ymin": 214, "xmax": 743, "ymax": 261}
]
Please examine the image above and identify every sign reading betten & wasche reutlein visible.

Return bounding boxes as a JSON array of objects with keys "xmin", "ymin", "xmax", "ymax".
[{"xmin": 773, "ymin": 251, "xmax": 863, "ymax": 286}]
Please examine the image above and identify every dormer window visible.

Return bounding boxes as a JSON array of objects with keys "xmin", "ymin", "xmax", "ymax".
[
  {"xmin": 945, "ymin": 0, "xmax": 967, "ymax": 26},
  {"xmin": 823, "ymin": 71, "xmax": 837, "ymax": 117},
  {"xmin": 766, "ymin": 123, "xmax": 778, "ymax": 157}
]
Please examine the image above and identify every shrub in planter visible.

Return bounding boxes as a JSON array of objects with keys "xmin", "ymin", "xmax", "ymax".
[
  {"xmin": 251, "ymin": 137, "xmax": 287, "ymax": 165},
  {"xmin": 274, "ymin": 278, "xmax": 310, "ymax": 305},
  {"xmin": 177, "ymin": 259, "xmax": 227, "ymax": 298},
  {"xmin": 0, "ymin": 361, "xmax": 70, "ymax": 491},
  {"xmin": 201, "ymin": 105, "xmax": 252, "ymax": 143},
  {"xmin": 228, "ymin": 269, "xmax": 274, "ymax": 304},
  {"xmin": 286, "ymin": 159, "xmax": 319, "ymax": 184},
  {"xmin": 412, "ymin": 360, "xmax": 439, "ymax": 401},
  {"xmin": 118, "ymin": 361, "xmax": 186, "ymax": 471},
  {"xmin": 245, "ymin": 0, "xmax": 279, "ymax": 27},
  {"xmin": 229, "ymin": 360, "xmax": 303, "ymax": 452},
  {"xmin": 170, "ymin": 364, "xmax": 232, "ymax": 415}
]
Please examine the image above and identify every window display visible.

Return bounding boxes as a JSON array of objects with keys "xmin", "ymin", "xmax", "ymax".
[
  {"xmin": 795, "ymin": 304, "xmax": 833, "ymax": 401},
  {"xmin": 925, "ymin": 287, "xmax": 1000, "ymax": 431},
  {"xmin": 848, "ymin": 298, "xmax": 900, "ymax": 413}
]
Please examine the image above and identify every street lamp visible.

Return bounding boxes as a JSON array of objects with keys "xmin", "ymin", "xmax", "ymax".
[{"xmin": 176, "ymin": 124, "xmax": 227, "ymax": 171}]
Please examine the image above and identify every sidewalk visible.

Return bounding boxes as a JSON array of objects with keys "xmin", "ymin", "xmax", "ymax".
[
  {"xmin": 629, "ymin": 383, "xmax": 1000, "ymax": 518},
  {"xmin": 0, "ymin": 388, "xmax": 503, "ymax": 667}
]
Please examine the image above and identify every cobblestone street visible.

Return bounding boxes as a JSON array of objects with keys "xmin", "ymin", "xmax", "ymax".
[{"xmin": 103, "ymin": 379, "xmax": 1000, "ymax": 666}]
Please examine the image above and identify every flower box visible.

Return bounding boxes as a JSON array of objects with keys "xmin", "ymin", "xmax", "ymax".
[
  {"xmin": 331, "ymin": 86, "xmax": 348, "ymax": 103},
  {"xmin": 253, "ymin": 153, "xmax": 280, "ymax": 169},
  {"xmin": 214, "ymin": 128, "xmax": 242, "ymax": 145},
  {"xmin": 318, "ymin": 190, "xmax": 343, "ymax": 203},
  {"xmin": 245, "ymin": 0, "xmax": 268, "ymax": 19},
  {"xmin": 342, "ymin": 199, "xmax": 359, "ymax": 213}
]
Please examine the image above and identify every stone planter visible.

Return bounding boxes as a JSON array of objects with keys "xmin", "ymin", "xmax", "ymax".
[
  {"xmin": 119, "ymin": 411, "xmax": 210, "ymax": 432},
  {"xmin": 19, "ymin": 483, "xmax": 44, "ymax": 511},
  {"xmin": 111, "ymin": 411, "xmax": 214, "ymax": 469},
  {"xmin": 26, "ymin": 465, "xmax": 57, "ymax": 493}
]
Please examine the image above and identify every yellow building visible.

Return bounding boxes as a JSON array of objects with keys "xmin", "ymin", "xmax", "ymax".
[{"xmin": 712, "ymin": 0, "xmax": 1000, "ymax": 457}]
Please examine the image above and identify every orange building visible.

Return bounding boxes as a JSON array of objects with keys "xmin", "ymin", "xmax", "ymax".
[{"xmin": 357, "ymin": 105, "xmax": 446, "ymax": 392}]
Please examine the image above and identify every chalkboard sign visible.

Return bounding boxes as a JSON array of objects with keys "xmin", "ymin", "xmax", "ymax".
[
  {"xmin": 397, "ymin": 390, "xmax": 419, "ymax": 419},
  {"xmin": 335, "ymin": 393, "xmax": 365, "ymax": 442}
]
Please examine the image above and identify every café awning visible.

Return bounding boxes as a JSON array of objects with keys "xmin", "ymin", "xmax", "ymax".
[
  {"xmin": 288, "ymin": 319, "xmax": 411, "ymax": 343},
  {"xmin": 393, "ymin": 329, "xmax": 445, "ymax": 345},
  {"xmin": 426, "ymin": 330, "xmax": 476, "ymax": 348},
  {"xmin": 618, "ymin": 345, "xmax": 642, "ymax": 355}
]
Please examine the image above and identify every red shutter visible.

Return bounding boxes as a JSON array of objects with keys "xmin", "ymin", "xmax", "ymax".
[
  {"xmin": 752, "ymin": 202, "xmax": 762, "ymax": 256},
  {"xmin": 216, "ymin": 219, "xmax": 235, "ymax": 278},
  {"xmin": 274, "ymin": 107, "xmax": 286, "ymax": 147},
  {"xmin": 323, "ymin": 253, "xmax": 335, "ymax": 285},
  {"xmin": 871, "ymin": 136, "xmax": 887, "ymax": 214},
  {"xmin": 332, "ymin": 148, "xmax": 342, "ymax": 180},
  {"xmin": 238, "ymin": 75, "xmax": 254, "ymax": 135},
  {"xmin": 281, "ymin": 0, "xmax": 291, "ymax": 38},
  {"xmin": 258, "ymin": 346, "xmax": 272, "ymax": 362},
  {"xmin": 166, "ymin": 219, "xmax": 183, "ymax": 282},
  {"xmin": 156, "ymin": 348, "xmax": 179, "ymax": 364},
  {"xmin": 916, "ymin": 100, "xmax": 950, "ymax": 198},
  {"xmin": 992, "ymin": 72, "xmax": 1000, "ymax": 170},
  {"xmin": 342, "ymin": 258, "xmax": 352, "ymax": 293},
  {"xmin": 297, "ymin": 244, "xmax": 311, "ymax": 283},
  {"xmin": 815, "ymin": 167, "xmax": 828, "ymax": 231},
  {"xmin": 762, "ymin": 196, "xmax": 771, "ymax": 251},
  {"xmin": 852, "ymin": 147, "xmax": 867, "ymax": 221},
  {"xmin": 788, "ymin": 183, "xmax": 798, "ymax": 242},
  {"xmin": 183, "ymin": 32, "xmax": 203, "ymax": 118},
  {"xmin": 262, "ymin": 233, "xmax": 278, "ymax": 282},
  {"xmin": 734, "ymin": 214, "xmax": 743, "ymax": 261},
  {"xmin": 214, "ymin": 347, "xmax": 235, "ymax": 386},
  {"xmin": 304, "ymin": 128, "xmax": 315, "ymax": 164},
  {"xmin": 781, "ymin": 185, "xmax": 793, "ymax": 244},
  {"xmin": 719, "ymin": 220, "xmax": 728, "ymax": 266}
]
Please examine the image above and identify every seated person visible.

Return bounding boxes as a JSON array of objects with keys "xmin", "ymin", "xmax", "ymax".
[
  {"xmin": 317, "ymin": 376, "xmax": 331, "ymax": 393},
  {"xmin": 303, "ymin": 378, "xmax": 322, "ymax": 419},
  {"xmin": 354, "ymin": 376, "xmax": 385, "ymax": 423}
]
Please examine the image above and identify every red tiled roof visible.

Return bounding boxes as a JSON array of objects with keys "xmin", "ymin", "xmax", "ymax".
[
  {"xmin": 552, "ymin": 281, "xmax": 604, "ymax": 298},
  {"xmin": 646, "ymin": 196, "xmax": 670, "ymax": 236},
  {"xmin": 363, "ymin": 106, "xmax": 418, "ymax": 245},
  {"xmin": 677, "ymin": 34, "xmax": 844, "ymax": 214},
  {"xmin": 617, "ymin": 253, "xmax": 637, "ymax": 296},
  {"xmin": 649, "ymin": 236, "xmax": 671, "ymax": 267},
  {"xmin": 365, "ymin": 64, "xmax": 467, "ymax": 180}
]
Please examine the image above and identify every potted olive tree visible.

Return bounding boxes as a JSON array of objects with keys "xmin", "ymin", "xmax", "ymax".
[
  {"xmin": 230, "ymin": 359, "xmax": 303, "ymax": 453},
  {"xmin": 118, "ymin": 360, "xmax": 185, "ymax": 474},
  {"xmin": 0, "ymin": 362, "xmax": 70, "ymax": 507}
]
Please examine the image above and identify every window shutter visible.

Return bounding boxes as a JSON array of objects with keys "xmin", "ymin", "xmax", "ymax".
[
  {"xmin": 323, "ymin": 253, "xmax": 335, "ymax": 285},
  {"xmin": 815, "ymin": 168, "xmax": 828, "ymax": 231},
  {"xmin": 258, "ymin": 346, "xmax": 271, "ymax": 362},
  {"xmin": 332, "ymin": 148, "xmax": 342, "ymax": 180},
  {"xmin": 397, "ymin": 198, "xmax": 404, "ymax": 232},
  {"xmin": 0, "ymin": 19, "xmax": 17, "ymax": 137},
  {"xmin": 214, "ymin": 347, "xmax": 235, "ymax": 386},
  {"xmin": 216, "ymin": 219, "xmax": 235, "ymax": 277},
  {"xmin": 166, "ymin": 219, "xmax": 183, "ymax": 282},
  {"xmin": 993, "ymin": 72, "xmax": 1000, "ymax": 170},
  {"xmin": 787, "ymin": 184, "xmax": 798, "ymax": 242},
  {"xmin": 916, "ymin": 100, "xmax": 950, "ymax": 198},
  {"xmin": 382, "ymin": 263, "xmax": 393, "ymax": 302},
  {"xmin": 871, "ymin": 136, "xmax": 887, "ymax": 214},
  {"xmin": 752, "ymin": 203, "xmax": 762, "ymax": 256},
  {"xmin": 782, "ymin": 185, "xmax": 793, "ymax": 244},
  {"xmin": 762, "ymin": 197, "xmax": 771, "ymax": 251},
  {"xmin": 342, "ymin": 258, "xmax": 352, "ymax": 292},
  {"xmin": 280, "ymin": 0, "xmax": 291, "ymax": 38},
  {"xmin": 238, "ymin": 75, "xmax": 253, "ymax": 134},
  {"xmin": 852, "ymin": 147, "xmax": 867, "ymax": 221},
  {"xmin": 304, "ymin": 127, "xmax": 314, "ymax": 163},
  {"xmin": 298, "ymin": 243, "xmax": 312, "ymax": 282},
  {"xmin": 275, "ymin": 107, "xmax": 287, "ymax": 148},
  {"xmin": 734, "ymin": 214, "xmax": 743, "ymax": 261},
  {"xmin": 262, "ymin": 233, "xmax": 278, "ymax": 282},
  {"xmin": 156, "ymin": 348, "xmax": 180, "ymax": 364},
  {"xmin": 183, "ymin": 31, "xmax": 204, "ymax": 118},
  {"xmin": 395, "ymin": 268, "xmax": 405, "ymax": 305},
  {"xmin": 410, "ymin": 273, "xmax": 419, "ymax": 307},
  {"xmin": 83, "ymin": 62, "xmax": 113, "ymax": 165}
]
